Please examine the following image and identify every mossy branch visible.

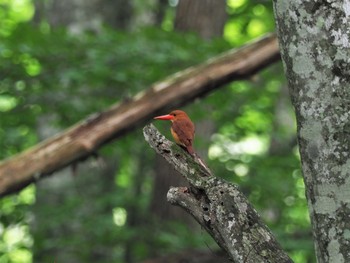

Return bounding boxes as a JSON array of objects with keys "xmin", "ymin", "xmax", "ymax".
[{"xmin": 143, "ymin": 124, "xmax": 293, "ymax": 263}]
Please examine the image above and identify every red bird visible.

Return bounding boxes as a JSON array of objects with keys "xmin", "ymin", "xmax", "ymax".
[{"xmin": 154, "ymin": 110, "xmax": 195, "ymax": 155}]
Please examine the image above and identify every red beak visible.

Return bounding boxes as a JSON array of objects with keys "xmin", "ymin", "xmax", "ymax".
[{"xmin": 154, "ymin": 114, "xmax": 174, "ymax": 120}]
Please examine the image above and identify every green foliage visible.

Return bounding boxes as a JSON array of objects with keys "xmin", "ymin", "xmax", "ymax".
[
  {"xmin": 0, "ymin": 186, "xmax": 34, "ymax": 263},
  {"xmin": 226, "ymin": 0, "xmax": 276, "ymax": 45},
  {"xmin": 0, "ymin": 1, "xmax": 315, "ymax": 263},
  {"xmin": 0, "ymin": 0, "xmax": 34, "ymax": 36},
  {"xmin": 0, "ymin": 20, "xmax": 231, "ymax": 263}
]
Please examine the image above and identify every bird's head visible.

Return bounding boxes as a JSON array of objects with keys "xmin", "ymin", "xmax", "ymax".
[{"xmin": 154, "ymin": 110, "xmax": 188, "ymax": 122}]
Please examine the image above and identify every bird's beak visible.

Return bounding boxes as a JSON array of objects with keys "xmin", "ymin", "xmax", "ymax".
[{"xmin": 154, "ymin": 114, "xmax": 174, "ymax": 120}]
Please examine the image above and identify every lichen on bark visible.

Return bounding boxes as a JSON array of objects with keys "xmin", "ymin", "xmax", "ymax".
[
  {"xmin": 144, "ymin": 124, "xmax": 293, "ymax": 263},
  {"xmin": 273, "ymin": 1, "xmax": 350, "ymax": 262}
]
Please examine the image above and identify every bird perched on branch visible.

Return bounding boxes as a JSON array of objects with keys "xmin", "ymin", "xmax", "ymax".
[
  {"xmin": 154, "ymin": 110, "xmax": 195, "ymax": 155},
  {"xmin": 154, "ymin": 109, "xmax": 212, "ymax": 176}
]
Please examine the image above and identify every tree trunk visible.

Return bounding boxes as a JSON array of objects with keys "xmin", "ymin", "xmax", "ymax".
[
  {"xmin": 154, "ymin": 0, "xmax": 168, "ymax": 26},
  {"xmin": 174, "ymin": 0, "xmax": 227, "ymax": 39},
  {"xmin": 268, "ymin": 84, "xmax": 296, "ymax": 155},
  {"xmin": 33, "ymin": 0, "xmax": 133, "ymax": 32},
  {"xmin": 30, "ymin": 2, "xmax": 132, "ymax": 260},
  {"xmin": 32, "ymin": 115, "xmax": 118, "ymax": 262},
  {"xmin": 273, "ymin": 1, "xmax": 350, "ymax": 262},
  {"xmin": 150, "ymin": 0, "xmax": 227, "ymax": 224}
]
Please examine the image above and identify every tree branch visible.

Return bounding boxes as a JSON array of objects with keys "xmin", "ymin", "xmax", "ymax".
[
  {"xmin": 143, "ymin": 124, "xmax": 293, "ymax": 263},
  {"xmin": 0, "ymin": 33, "xmax": 279, "ymax": 197}
]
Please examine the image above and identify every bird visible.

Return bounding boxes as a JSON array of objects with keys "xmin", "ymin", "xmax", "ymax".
[{"xmin": 154, "ymin": 110, "xmax": 195, "ymax": 155}]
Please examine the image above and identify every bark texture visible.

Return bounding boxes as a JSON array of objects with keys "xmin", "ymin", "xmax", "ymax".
[
  {"xmin": 273, "ymin": 1, "xmax": 350, "ymax": 262},
  {"xmin": 143, "ymin": 124, "xmax": 293, "ymax": 263},
  {"xmin": 0, "ymin": 34, "xmax": 280, "ymax": 197},
  {"xmin": 174, "ymin": 0, "xmax": 227, "ymax": 39}
]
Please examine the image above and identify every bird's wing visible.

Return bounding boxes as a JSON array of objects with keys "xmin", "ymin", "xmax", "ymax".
[{"xmin": 171, "ymin": 119, "xmax": 195, "ymax": 147}]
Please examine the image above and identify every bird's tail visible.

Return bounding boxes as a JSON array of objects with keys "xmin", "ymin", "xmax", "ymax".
[
  {"xmin": 193, "ymin": 152, "xmax": 212, "ymax": 176},
  {"xmin": 185, "ymin": 145, "xmax": 212, "ymax": 176},
  {"xmin": 186, "ymin": 145, "xmax": 195, "ymax": 155}
]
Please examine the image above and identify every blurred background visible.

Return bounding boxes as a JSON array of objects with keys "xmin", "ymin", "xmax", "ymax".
[{"xmin": 0, "ymin": 0, "xmax": 315, "ymax": 262}]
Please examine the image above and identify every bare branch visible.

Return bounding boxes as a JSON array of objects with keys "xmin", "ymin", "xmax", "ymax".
[
  {"xmin": 143, "ymin": 124, "xmax": 293, "ymax": 263},
  {"xmin": 0, "ymin": 33, "xmax": 279, "ymax": 197}
]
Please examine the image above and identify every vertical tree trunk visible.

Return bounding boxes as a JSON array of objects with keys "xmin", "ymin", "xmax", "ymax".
[
  {"xmin": 174, "ymin": 0, "xmax": 227, "ymax": 39},
  {"xmin": 33, "ymin": 0, "xmax": 133, "ymax": 31},
  {"xmin": 154, "ymin": 0, "xmax": 169, "ymax": 25},
  {"xmin": 31, "ymin": 1, "xmax": 132, "ymax": 260},
  {"xmin": 150, "ymin": 0, "xmax": 227, "ymax": 223},
  {"xmin": 32, "ymin": 115, "xmax": 118, "ymax": 262},
  {"xmin": 273, "ymin": 1, "xmax": 350, "ymax": 262},
  {"xmin": 268, "ymin": 84, "xmax": 296, "ymax": 155}
]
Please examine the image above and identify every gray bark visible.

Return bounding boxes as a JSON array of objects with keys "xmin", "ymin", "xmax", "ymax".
[
  {"xmin": 273, "ymin": 1, "xmax": 350, "ymax": 262},
  {"xmin": 143, "ymin": 124, "xmax": 293, "ymax": 263}
]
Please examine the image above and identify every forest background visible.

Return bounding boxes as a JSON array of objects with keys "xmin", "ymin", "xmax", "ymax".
[{"xmin": 0, "ymin": 0, "xmax": 314, "ymax": 262}]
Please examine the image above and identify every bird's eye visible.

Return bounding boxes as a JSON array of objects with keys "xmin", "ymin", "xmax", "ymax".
[{"xmin": 173, "ymin": 114, "xmax": 176, "ymax": 116}]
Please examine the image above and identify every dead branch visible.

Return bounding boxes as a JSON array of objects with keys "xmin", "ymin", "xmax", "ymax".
[
  {"xmin": 0, "ymin": 33, "xmax": 279, "ymax": 197},
  {"xmin": 143, "ymin": 124, "xmax": 293, "ymax": 263}
]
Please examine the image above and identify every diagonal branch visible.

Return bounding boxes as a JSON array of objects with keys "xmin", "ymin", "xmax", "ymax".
[
  {"xmin": 0, "ymin": 33, "xmax": 280, "ymax": 197},
  {"xmin": 143, "ymin": 124, "xmax": 293, "ymax": 263}
]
